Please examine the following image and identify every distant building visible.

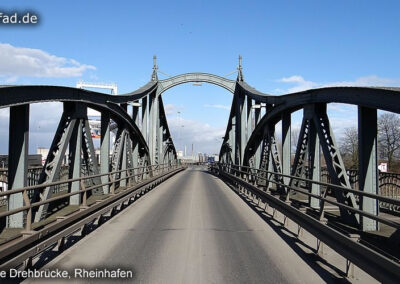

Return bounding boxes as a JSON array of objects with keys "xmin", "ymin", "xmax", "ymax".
[
  {"xmin": 0, "ymin": 154, "xmax": 42, "ymax": 168},
  {"xmin": 37, "ymin": 147, "xmax": 49, "ymax": 165},
  {"xmin": 198, "ymin": 153, "xmax": 208, "ymax": 163},
  {"xmin": 207, "ymin": 154, "xmax": 219, "ymax": 163}
]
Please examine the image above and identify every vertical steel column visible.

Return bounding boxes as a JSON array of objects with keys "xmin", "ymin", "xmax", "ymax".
[
  {"xmin": 132, "ymin": 104, "xmax": 139, "ymax": 127},
  {"xmin": 254, "ymin": 102, "xmax": 261, "ymax": 127},
  {"xmin": 281, "ymin": 113, "xmax": 291, "ymax": 185},
  {"xmin": 100, "ymin": 113, "xmax": 110, "ymax": 194},
  {"xmin": 7, "ymin": 105, "xmax": 29, "ymax": 228},
  {"xmin": 267, "ymin": 146, "xmax": 274, "ymax": 190},
  {"xmin": 246, "ymin": 98, "xmax": 253, "ymax": 143},
  {"xmin": 155, "ymin": 97, "xmax": 162, "ymax": 165},
  {"xmin": 254, "ymin": 101, "xmax": 262, "ymax": 169},
  {"xmin": 69, "ymin": 120, "xmax": 82, "ymax": 205},
  {"xmin": 159, "ymin": 124, "xmax": 164, "ymax": 164},
  {"xmin": 141, "ymin": 96, "xmax": 148, "ymax": 142},
  {"xmin": 228, "ymin": 127, "xmax": 233, "ymax": 164},
  {"xmin": 120, "ymin": 103, "xmax": 129, "ymax": 183},
  {"xmin": 309, "ymin": 121, "xmax": 320, "ymax": 208},
  {"xmin": 149, "ymin": 94, "xmax": 158, "ymax": 164},
  {"xmin": 303, "ymin": 105, "xmax": 320, "ymax": 208},
  {"xmin": 358, "ymin": 106, "xmax": 379, "ymax": 231},
  {"xmin": 240, "ymin": 95, "xmax": 247, "ymax": 165},
  {"xmin": 233, "ymin": 94, "xmax": 241, "ymax": 165},
  {"xmin": 132, "ymin": 105, "xmax": 140, "ymax": 181},
  {"xmin": 231, "ymin": 116, "xmax": 236, "ymax": 164},
  {"xmin": 132, "ymin": 140, "xmax": 139, "ymax": 183},
  {"xmin": 120, "ymin": 134, "xmax": 128, "ymax": 187}
]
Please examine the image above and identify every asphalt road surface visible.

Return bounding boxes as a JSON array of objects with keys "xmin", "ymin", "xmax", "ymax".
[{"xmin": 25, "ymin": 166, "xmax": 326, "ymax": 283}]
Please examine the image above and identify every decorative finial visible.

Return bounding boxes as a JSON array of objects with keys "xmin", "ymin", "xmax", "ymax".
[
  {"xmin": 237, "ymin": 55, "xmax": 244, "ymax": 81},
  {"xmin": 151, "ymin": 55, "xmax": 159, "ymax": 81},
  {"xmin": 153, "ymin": 55, "xmax": 157, "ymax": 69}
]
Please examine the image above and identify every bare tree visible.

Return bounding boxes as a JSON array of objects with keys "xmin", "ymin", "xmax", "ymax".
[
  {"xmin": 339, "ymin": 127, "xmax": 358, "ymax": 169},
  {"xmin": 291, "ymin": 128, "xmax": 299, "ymax": 151},
  {"xmin": 378, "ymin": 113, "xmax": 400, "ymax": 170}
]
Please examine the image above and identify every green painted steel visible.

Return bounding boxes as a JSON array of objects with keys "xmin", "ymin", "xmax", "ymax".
[
  {"xmin": 7, "ymin": 105, "xmax": 29, "ymax": 228},
  {"xmin": 358, "ymin": 107, "xmax": 379, "ymax": 231}
]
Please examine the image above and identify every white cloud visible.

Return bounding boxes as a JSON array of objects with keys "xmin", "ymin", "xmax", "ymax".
[
  {"xmin": 279, "ymin": 75, "xmax": 318, "ymax": 93},
  {"xmin": 203, "ymin": 104, "xmax": 230, "ymax": 110},
  {"xmin": 328, "ymin": 103, "xmax": 356, "ymax": 114},
  {"xmin": 164, "ymin": 104, "xmax": 176, "ymax": 115},
  {"xmin": 277, "ymin": 74, "xmax": 400, "ymax": 130},
  {"xmin": 30, "ymin": 102, "xmax": 63, "ymax": 132},
  {"xmin": 167, "ymin": 116, "xmax": 225, "ymax": 154},
  {"xmin": 0, "ymin": 43, "xmax": 96, "ymax": 82},
  {"xmin": 280, "ymin": 75, "xmax": 306, "ymax": 84},
  {"xmin": 278, "ymin": 75, "xmax": 400, "ymax": 94},
  {"xmin": 0, "ymin": 102, "xmax": 64, "ymax": 153},
  {"xmin": 5, "ymin": 76, "xmax": 18, "ymax": 83},
  {"xmin": 323, "ymin": 75, "xmax": 398, "ymax": 88}
]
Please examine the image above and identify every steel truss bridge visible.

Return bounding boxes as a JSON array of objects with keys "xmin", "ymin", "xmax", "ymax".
[{"xmin": 0, "ymin": 57, "xmax": 399, "ymax": 282}]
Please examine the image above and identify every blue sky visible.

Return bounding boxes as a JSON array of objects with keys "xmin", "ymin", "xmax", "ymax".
[{"xmin": 0, "ymin": 0, "xmax": 400, "ymax": 154}]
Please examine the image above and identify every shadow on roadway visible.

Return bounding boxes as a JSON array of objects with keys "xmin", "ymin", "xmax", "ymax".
[{"xmin": 204, "ymin": 170, "xmax": 351, "ymax": 284}]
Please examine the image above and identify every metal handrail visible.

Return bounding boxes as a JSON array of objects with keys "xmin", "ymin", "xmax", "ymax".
[
  {"xmin": 216, "ymin": 163, "xmax": 400, "ymax": 229},
  {"xmin": 230, "ymin": 164, "xmax": 400, "ymax": 206},
  {"xmin": 0, "ymin": 164, "xmax": 169, "ymax": 197},
  {"xmin": 0, "ymin": 163, "xmax": 177, "ymax": 232},
  {"xmin": 213, "ymin": 164, "xmax": 400, "ymax": 283}
]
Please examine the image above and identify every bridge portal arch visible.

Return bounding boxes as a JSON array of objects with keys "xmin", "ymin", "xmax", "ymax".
[{"xmin": 156, "ymin": 73, "xmax": 237, "ymax": 96}]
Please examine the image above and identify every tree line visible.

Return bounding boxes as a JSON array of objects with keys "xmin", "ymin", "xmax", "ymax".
[{"xmin": 339, "ymin": 113, "xmax": 400, "ymax": 172}]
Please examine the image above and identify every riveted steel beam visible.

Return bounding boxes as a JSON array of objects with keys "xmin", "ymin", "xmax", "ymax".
[
  {"xmin": 69, "ymin": 119, "xmax": 82, "ymax": 205},
  {"xmin": 148, "ymin": 93, "xmax": 158, "ymax": 164},
  {"xmin": 246, "ymin": 98, "xmax": 253, "ymax": 144},
  {"xmin": 254, "ymin": 101, "xmax": 262, "ymax": 169},
  {"xmin": 100, "ymin": 112, "xmax": 110, "ymax": 194},
  {"xmin": 132, "ymin": 104, "xmax": 140, "ymax": 183},
  {"xmin": 141, "ymin": 96, "xmax": 148, "ymax": 143},
  {"xmin": 7, "ymin": 105, "xmax": 29, "ymax": 228},
  {"xmin": 358, "ymin": 107, "xmax": 379, "ymax": 231},
  {"xmin": 281, "ymin": 113, "xmax": 291, "ymax": 186},
  {"xmin": 120, "ymin": 134, "xmax": 128, "ymax": 187}
]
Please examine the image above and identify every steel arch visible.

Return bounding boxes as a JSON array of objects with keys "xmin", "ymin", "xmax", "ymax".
[
  {"xmin": 0, "ymin": 85, "xmax": 150, "ymax": 154},
  {"xmin": 157, "ymin": 73, "xmax": 237, "ymax": 95},
  {"xmin": 242, "ymin": 86, "xmax": 400, "ymax": 163}
]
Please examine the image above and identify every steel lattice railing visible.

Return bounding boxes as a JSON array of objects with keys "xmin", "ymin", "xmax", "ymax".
[
  {"xmin": 0, "ymin": 163, "xmax": 179, "ymax": 233},
  {"xmin": 210, "ymin": 162, "xmax": 400, "ymax": 283},
  {"xmin": 214, "ymin": 163, "xmax": 400, "ymax": 230}
]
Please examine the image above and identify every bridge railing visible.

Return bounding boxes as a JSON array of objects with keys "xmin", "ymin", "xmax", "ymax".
[
  {"xmin": 0, "ymin": 162, "xmax": 184, "ymax": 270},
  {"xmin": 0, "ymin": 163, "xmax": 179, "ymax": 233},
  {"xmin": 0, "ymin": 166, "xmax": 74, "ymax": 207},
  {"xmin": 211, "ymin": 162, "xmax": 400, "ymax": 282},
  {"xmin": 217, "ymin": 163, "xmax": 400, "ymax": 230},
  {"xmin": 314, "ymin": 167, "xmax": 400, "ymax": 211}
]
